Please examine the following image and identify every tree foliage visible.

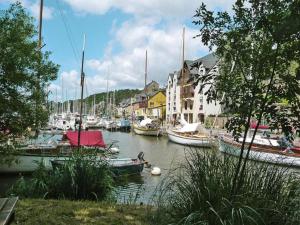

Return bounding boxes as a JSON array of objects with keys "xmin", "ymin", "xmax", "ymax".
[
  {"xmin": 193, "ymin": 0, "xmax": 300, "ymax": 194},
  {"xmin": 0, "ymin": 3, "xmax": 59, "ymax": 141}
]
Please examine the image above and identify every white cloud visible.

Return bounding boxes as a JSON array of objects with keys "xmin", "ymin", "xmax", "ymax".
[
  {"xmin": 51, "ymin": 0, "xmax": 236, "ymax": 99},
  {"xmin": 63, "ymin": 0, "xmax": 234, "ymax": 19},
  {"xmin": 53, "ymin": 19, "xmax": 208, "ymax": 97},
  {"xmin": 2, "ymin": 0, "xmax": 54, "ymax": 20},
  {"xmin": 28, "ymin": 1, "xmax": 54, "ymax": 20},
  {"xmin": 84, "ymin": 19, "xmax": 206, "ymax": 90},
  {"xmin": 49, "ymin": 69, "xmax": 118, "ymax": 100}
]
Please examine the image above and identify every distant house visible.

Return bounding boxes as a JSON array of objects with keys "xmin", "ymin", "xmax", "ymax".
[
  {"xmin": 132, "ymin": 93, "xmax": 147, "ymax": 117},
  {"xmin": 147, "ymin": 90, "xmax": 166, "ymax": 120},
  {"xmin": 166, "ymin": 53, "xmax": 221, "ymax": 124},
  {"xmin": 144, "ymin": 80, "xmax": 159, "ymax": 94},
  {"xmin": 117, "ymin": 80, "xmax": 163, "ymax": 119}
]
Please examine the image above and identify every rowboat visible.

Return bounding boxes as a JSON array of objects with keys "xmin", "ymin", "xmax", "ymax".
[
  {"xmin": 219, "ymin": 134, "xmax": 300, "ymax": 168},
  {"xmin": 51, "ymin": 152, "xmax": 145, "ymax": 176}
]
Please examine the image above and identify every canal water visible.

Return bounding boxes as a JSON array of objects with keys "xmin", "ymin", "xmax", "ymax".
[
  {"xmin": 2, "ymin": 130, "xmax": 298, "ymax": 203},
  {"xmin": 100, "ymin": 130, "xmax": 187, "ymax": 204},
  {"xmin": 0, "ymin": 130, "xmax": 190, "ymax": 204}
]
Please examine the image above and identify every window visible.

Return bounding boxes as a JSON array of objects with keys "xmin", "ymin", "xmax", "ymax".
[
  {"xmin": 150, "ymin": 102, "xmax": 154, "ymax": 107},
  {"xmin": 184, "ymin": 101, "xmax": 187, "ymax": 110},
  {"xmin": 199, "ymin": 105, "xmax": 203, "ymax": 110},
  {"xmin": 190, "ymin": 103, "xmax": 193, "ymax": 110}
]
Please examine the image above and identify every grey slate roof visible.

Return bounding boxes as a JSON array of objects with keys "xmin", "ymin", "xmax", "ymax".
[
  {"xmin": 168, "ymin": 73, "xmax": 174, "ymax": 80},
  {"xmin": 176, "ymin": 52, "xmax": 219, "ymax": 82},
  {"xmin": 186, "ymin": 52, "xmax": 219, "ymax": 74}
]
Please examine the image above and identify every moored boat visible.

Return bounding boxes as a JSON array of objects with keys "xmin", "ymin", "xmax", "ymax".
[
  {"xmin": 133, "ymin": 118, "xmax": 161, "ymax": 136},
  {"xmin": 133, "ymin": 124, "xmax": 161, "ymax": 136},
  {"xmin": 51, "ymin": 152, "xmax": 145, "ymax": 176},
  {"xmin": 167, "ymin": 121, "xmax": 211, "ymax": 147},
  {"xmin": 167, "ymin": 129, "xmax": 211, "ymax": 147},
  {"xmin": 0, "ymin": 131, "xmax": 118, "ymax": 174},
  {"xmin": 116, "ymin": 118, "xmax": 131, "ymax": 131},
  {"xmin": 86, "ymin": 115, "xmax": 99, "ymax": 128},
  {"xmin": 219, "ymin": 134, "xmax": 300, "ymax": 168}
]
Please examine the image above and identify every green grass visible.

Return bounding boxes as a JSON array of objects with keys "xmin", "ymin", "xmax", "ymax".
[
  {"xmin": 12, "ymin": 199, "xmax": 152, "ymax": 225},
  {"xmin": 151, "ymin": 149, "xmax": 300, "ymax": 225}
]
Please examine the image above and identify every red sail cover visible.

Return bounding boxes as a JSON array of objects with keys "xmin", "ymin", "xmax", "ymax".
[
  {"xmin": 250, "ymin": 123, "xmax": 269, "ymax": 129},
  {"xmin": 66, "ymin": 131, "xmax": 106, "ymax": 147}
]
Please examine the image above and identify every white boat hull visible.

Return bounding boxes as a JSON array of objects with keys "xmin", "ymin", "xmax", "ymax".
[
  {"xmin": 167, "ymin": 130, "xmax": 211, "ymax": 147},
  {"xmin": 133, "ymin": 126, "xmax": 161, "ymax": 136},
  {"xmin": 0, "ymin": 154, "xmax": 69, "ymax": 174},
  {"xmin": 219, "ymin": 138, "xmax": 300, "ymax": 168}
]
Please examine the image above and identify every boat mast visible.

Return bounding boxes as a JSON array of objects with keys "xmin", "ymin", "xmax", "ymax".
[
  {"xmin": 35, "ymin": 0, "xmax": 43, "ymax": 136},
  {"xmin": 55, "ymin": 88, "xmax": 58, "ymax": 115},
  {"xmin": 38, "ymin": 0, "xmax": 43, "ymax": 49},
  {"xmin": 93, "ymin": 94, "xmax": 96, "ymax": 116},
  {"xmin": 113, "ymin": 90, "xmax": 116, "ymax": 118},
  {"xmin": 145, "ymin": 50, "xmax": 147, "ymax": 93},
  {"xmin": 61, "ymin": 75, "xmax": 64, "ymax": 114},
  {"xmin": 145, "ymin": 50, "xmax": 148, "ymax": 117},
  {"xmin": 106, "ymin": 69, "xmax": 109, "ymax": 116},
  {"xmin": 180, "ymin": 27, "xmax": 185, "ymax": 114},
  {"xmin": 77, "ymin": 34, "xmax": 86, "ymax": 148}
]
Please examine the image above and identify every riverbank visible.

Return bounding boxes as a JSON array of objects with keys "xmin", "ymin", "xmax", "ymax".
[{"xmin": 12, "ymin": 199, "xmax": 151, "ymax": 225}]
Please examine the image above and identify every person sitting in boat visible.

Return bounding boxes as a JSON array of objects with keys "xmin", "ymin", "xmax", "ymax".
[
  {"xmin": 278, "ymin": 136, "xmax": 293, "ymax": 153},
  {"xmin": 262, "ymin": 131, "xmax": 271, "ymax": 138}
]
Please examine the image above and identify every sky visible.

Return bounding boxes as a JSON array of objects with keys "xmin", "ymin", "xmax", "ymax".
[{"xmin": 0, "ymin": 0, "xmax": 235, "ymax": 101}]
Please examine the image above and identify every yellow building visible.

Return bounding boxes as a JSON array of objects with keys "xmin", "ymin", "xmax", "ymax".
[{"xmin": 147, "ymin": 91, "xmax": 166, "ymax": 120}]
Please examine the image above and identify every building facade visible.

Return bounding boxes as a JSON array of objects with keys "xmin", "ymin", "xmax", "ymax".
[
  {"xmin": 147, "ymin": 90, "xmax": 166, "ymax": 120},
  {"xmin": 166, "ymin": 53, "xmax": 221, "ymax": 124}
]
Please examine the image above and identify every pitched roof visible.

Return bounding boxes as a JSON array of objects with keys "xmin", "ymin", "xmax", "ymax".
[
  {"xmin": 168, "ymin": 73, "xmax": 174, "ymax": 80},
  {"xmin": 148, "ymin": 89, "xmax": 166, "ymax": 98},
  {"xmin": 145, "ymin": 80, "xmax": 159, "ymax": 88},
  {"xmin": 186, "ymin": 52, "xmax": 219, "ymax": 73}
]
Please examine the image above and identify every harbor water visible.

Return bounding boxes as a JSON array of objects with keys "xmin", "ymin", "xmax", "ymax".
[
  {"xmin": 1, "ymin": 130, "xmax": 298, "ymax": 203},
  {"xmin": 0, "ymin": 130, "xmax": 191, "ymax": 204}
]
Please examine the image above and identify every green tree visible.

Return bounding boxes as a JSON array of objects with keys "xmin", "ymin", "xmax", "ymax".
[
  {"xmin": 193, "ymin": 0, "xmax": 300, "ymax": 195},
  {"xmin": 0, "ymin": 3, "xmax": 59, "ymax": 142}
]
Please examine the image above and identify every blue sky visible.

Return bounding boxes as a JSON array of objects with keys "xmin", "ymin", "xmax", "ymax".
[{"xmin": 0, "ymin": 0, "xmax": 234, "ymax": 100}]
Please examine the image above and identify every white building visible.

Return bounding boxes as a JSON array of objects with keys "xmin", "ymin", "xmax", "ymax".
[
  {"xmin": 166, "ymin": 71, "xmax": 181, "ymax": 122},
  {"xmin": 166, "ymin": 53, "xmax": 221, "ymax": 124}
]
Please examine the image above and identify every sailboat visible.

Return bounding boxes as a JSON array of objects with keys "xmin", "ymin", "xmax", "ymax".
[
  {"xmin": 86, "ymin": 95, "xmax": 99, "ymax": 128},
  {"xmin": 132, "ymin": 50, "xmax": 162, "ymax": 136},
  {"xmin": 166, "ymin": 28, "xmax": 211, "ymax": 147},
  {"xmin": 167, "ymin": 115, "xmax": 211, "ymax": 146}
]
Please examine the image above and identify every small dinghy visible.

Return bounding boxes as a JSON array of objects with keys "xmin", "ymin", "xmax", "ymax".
[{"xmin": 51, "ymin": 152, "xmax": 146, "ymax": 176}]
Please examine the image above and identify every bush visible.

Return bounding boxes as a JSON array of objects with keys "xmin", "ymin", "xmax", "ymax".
[
  {"xmin": 8, "ymin": 150, "xmax": 114, "ymax": 201},
  {"xmin": 151, "ymin": 149, "xmax": 300, "ymax": 225}
]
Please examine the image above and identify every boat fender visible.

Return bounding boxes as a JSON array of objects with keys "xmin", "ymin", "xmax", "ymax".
[
  {"xmin": 110, "ymin": 147, "xmax": 120, "ymax": 153},
  {"xmin": 151, "ymin": 167, "xmax": 161, "ymax": 176},
  {"xmin": 137, "ymin": 152, "xmax": 145, "ymax": 161}
]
